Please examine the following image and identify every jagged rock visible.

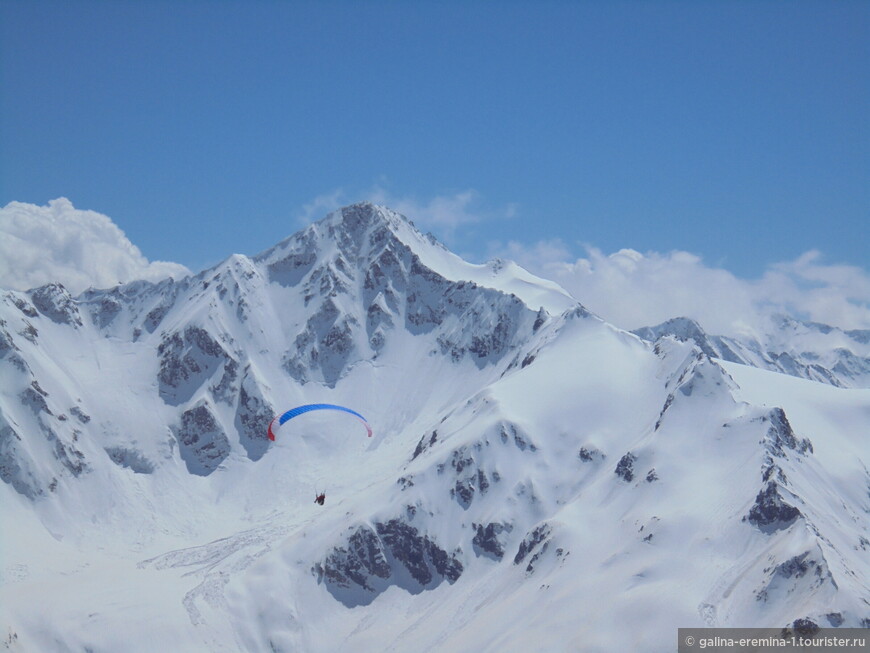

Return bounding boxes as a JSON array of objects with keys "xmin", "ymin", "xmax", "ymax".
[
  {"xmin": 172, "ymin": 402, "xmax": 230, "ymax": 476},
  {"xmin": 514, "ymin": 523, "xmax": 552, "ymax": 566},
  {"xmin": 284, "ymin": 300, "xmax": 358, "ymax": 387},
  {"xmin": 45, "ymin": 427, "xmax": 87, "ymax": 478},
  {"xmin": 321, "ymin": 525, "xmax": 390, "ymax": 593},
  {"xmin": 0, "ymin": 416, "xmax": 42, "ymax": 499},
  {"xmin": 412, "ymin": 430, "xmax": 438, "ymax": 460},
  {"xmin": 444, "ymin": 444, "xmax": 494, "ymax": 509},
  {"xmin": 764, "ymin": 408, "xmax": 813, "ymax": 456},
  {"xmin": 514, "ymin": 523, "xmax": 554, "ymax": 575},
  {"xmin": 211, "ymin": 357, "xmax": 239, "ymax": 405},
  {"xmin": 0, "ymin": 327, "xmax": 19, "ymax": 359},
  {"xmin": 790, "ymin": 618, "xmax": 820, "ymax": 636},
  {"xmin": 615, "ymin": 452, "xmax": 637, "ymax": 482},
  {"xmin": 746, "ymin": 482, "xmax": 801, "ymax": 532},
  {"xmin": 578, "ymin": 446, "xmax": 605, "ymax": 462},
  {"xmin": 10, "ymin": 295, "xmax": 38, "ymax": 318},
  {"xmin": 105, "ymin": 446, "xmax": 155, "ymax": 474},
  {"xmin": 320, "ymin": 517, "xmax": 463, "ymax": 607},
  {"xmin": 532, "ymin": 307, "xmax": 547, "ymax": 331},
  {"xmin": 70, "ymin": 406, "xmax": 91, "ymax": 424},
  {"xmin": 266, "ymin": 229, "xmax": 318, "ymax": 287},
  {"xmin": 89, "ymin": 295, "xmax": 122, "ymax": 329},
  {"xmin": 498, "ymin": 422, "xmax": 536, "ymax": 452},
  {"xmin": 19, "ymin": 322, "xmax": 38, "ymax": 343},
  {"xmin": 158, "ymin": 326, "xmax": 235, "ymax": 405},
  {"xmin": 655, "ymin": 394, "xmax": 674, "ymax": 430},
  {"xmin": 29, "ymin": 284, "xmax": 82, "ymax": 326},
  {"xmin": 20, "ymin": 382, "xmax": 51, "ymax": 416},
  {"xmin": 376, "ymin": 519, "xmax": 435, "ymax": 586},
  {"xmin": 143, "ymin": 303, "xmax": 171, "ymax": 333},
  {"xmin": 826, "ymin": 612, "xmax": 844, "ymax": 627},
  {"xmin": 473, "ymin": 522, "xmax": 513, "ymax": 560},
  {"xmin": 234, "ymin": 367, "xmax": 272, "ymax": 461}
]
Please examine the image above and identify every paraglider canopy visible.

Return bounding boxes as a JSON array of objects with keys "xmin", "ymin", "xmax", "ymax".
[{"xmin": 267, "ymin": 403, "xmax": 373, "ymax": 441}]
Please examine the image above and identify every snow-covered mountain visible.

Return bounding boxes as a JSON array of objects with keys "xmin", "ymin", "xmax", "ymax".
[
  {"xmin": 1, "ymin": 203, "xmax": 868, "ymax": 652},
  {"xmin": 632, "ymin": 316, "xmax": 870, "ymax": 389}
]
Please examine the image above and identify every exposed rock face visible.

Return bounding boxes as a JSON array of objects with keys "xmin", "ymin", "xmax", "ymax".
[
  {"xmin": 412, "ymin": 430, "xmax": 439, "ymax": 461},
  {"xmin": 746, "ymin": 482, "xmax": 802, "ymax": 532},
  {"xmin": 29, "ymin": 284, "xmax": 82, "ymax": 327},
  {"xmin": 473, "ymin": 522, "xmax": 513, "ymax": 561},
  {"xmin": 514, "ymin": 523, "xmax": 553, "ymax": 574},
  {"xmin": 173, "ymin": 402, "xmax": 230, "ymax": 475},
  {"xmin": 763, "ymin": 408, "xmax": 813, "ymax": 457},
  {"xmin": 0, "ymin": 414, "xmax": 42, "ymax": 499},
  {"xmin": 158, "ymin": 326, "xmax": 236, "ymax": 405},
  {"xmin": 88, "ymin": 294, "xmax": 123, "ymax": 329},
  {"xmin": 283, "ymin": 299, "xmax": 358, "ymax": 387},
  {"xmin": 234, "ymin": 367, "xmax": 272, "ymax": 461},
  {"xmin": 615, "ymin": 452, "xmax": 637, "ymax": 482},
  {"xmin": 578, "ymin": 446, "xmax": 605, "ymax": 463},
  {"xmin": 755, "ymin": 547, "xmax": 836, "ymax": 606},
  {"xmin": 445, "ymin": 444, "xmax": 492, "ymax": 509},
  {"xmin": 105, "ymin": 446, "xmax": 155, "ymax": 474},
  {"xmin": 744, "ymin": 407, "xmax": 813, "ymax": 533},
  {"xmin": 319, "ymin": 517, "xmax": 463, "ymax": 607}
]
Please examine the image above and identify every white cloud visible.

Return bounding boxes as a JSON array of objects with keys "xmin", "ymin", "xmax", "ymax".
[
  {"xmin": 366, "ymin": 188, "xmax": 490, "ymax": 242},
  {"xmin": 297, "ymin": 186, "xmax": 515, "ymax": 246},
  {"xmin": 491, "ymin": 239, "xmax": 870, "ymax": 337},
  {"xmin": 295, "ymin": 189, "xmax": 347, "ymax": 226},
  {"xmin": 0, "ymin": 198, "xmax": 191, "ymax": 294}
]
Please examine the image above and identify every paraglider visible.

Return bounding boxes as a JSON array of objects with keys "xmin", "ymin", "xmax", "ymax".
[
  {"xmin": 268, "ymin": 404, "xmax": 371, "ymax": 507},
  {"xmin": 267, "ymin": 403, "xmax": 373, "ymax": 441}
]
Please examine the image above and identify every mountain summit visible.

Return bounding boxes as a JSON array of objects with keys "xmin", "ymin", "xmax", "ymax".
[{"xmin": 1, "ymin": 204, "xmax": 868, "ymax": 652}]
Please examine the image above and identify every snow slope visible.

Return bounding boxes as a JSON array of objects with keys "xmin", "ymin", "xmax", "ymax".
[{"xmin": 1, "ymin": 203, "xmax": 867, "ymax": 652}]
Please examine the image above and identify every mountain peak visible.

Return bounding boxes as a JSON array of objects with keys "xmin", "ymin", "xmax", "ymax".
[
  {"xmin": 320, "ymin": 202, "xmax": 443, "ymax": 258},
  {"xmin": 632, "ymin": 316, "xmax": 707, "ymax": 342},
  {"xmin": 323, "ymin": 202, "xmax": 393, "ymax": 232}
]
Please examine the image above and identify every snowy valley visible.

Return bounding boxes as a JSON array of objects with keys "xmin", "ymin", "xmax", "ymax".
[{"xmin": 1, "ymin": 203, "xmax": 868, "ymax": 652}]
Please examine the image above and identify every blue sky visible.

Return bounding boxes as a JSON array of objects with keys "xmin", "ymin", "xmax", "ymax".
[{"xmin": 1, "ymin": 0, "xmax": 868, "ymax": 329}]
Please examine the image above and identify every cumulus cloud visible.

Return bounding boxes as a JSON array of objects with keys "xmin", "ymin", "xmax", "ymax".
[
  {"xmin": 0, "ymin": 198, "xmax": 191, "ymax": 294},
  {"xmin": 492, "ymin": 239, "xmax": 870, "ymax": 337}
]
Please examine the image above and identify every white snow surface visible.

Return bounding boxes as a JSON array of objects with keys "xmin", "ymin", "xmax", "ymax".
[{"xmin": 0, "ymin": 203, "xmax": 868, "ymax": 652}]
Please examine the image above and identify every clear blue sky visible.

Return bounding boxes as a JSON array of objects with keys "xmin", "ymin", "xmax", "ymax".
[{"xmin": 2, "ymin": 0, "xmax": 868, "ymax": 276}]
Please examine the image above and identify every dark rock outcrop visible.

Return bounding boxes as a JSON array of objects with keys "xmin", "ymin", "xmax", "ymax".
[
  {"xmin": 615, "ymin": 452, "xmax": 637, "ymax": 482},
  {"xmin": 29, "ymin": 284, "xmax": 82, "ymax": 327},
  {"xmin": 172, "ymin": 402, "xmax": 230, "ymax": 475},
  {"xmin": 158, "ymin": 326, "xmax": 235, "ymax": 405},
  {"xmin": 473, "ymin": 522, "xmax": 513, "ymax": 561},
  {"xmin": 319, "ymin": 518, "xmax": 463, "ymax": 607},
  {"xmin": 105, "ymin": 446, "xmax": 155, "ymax": 474},
  {"xmin": 234, "ymin": 367, "xmax": 272, "ymax": 461},
  {"xmin": 746, "ymin": 482, "xmax": 801, "ymax": 532}
]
